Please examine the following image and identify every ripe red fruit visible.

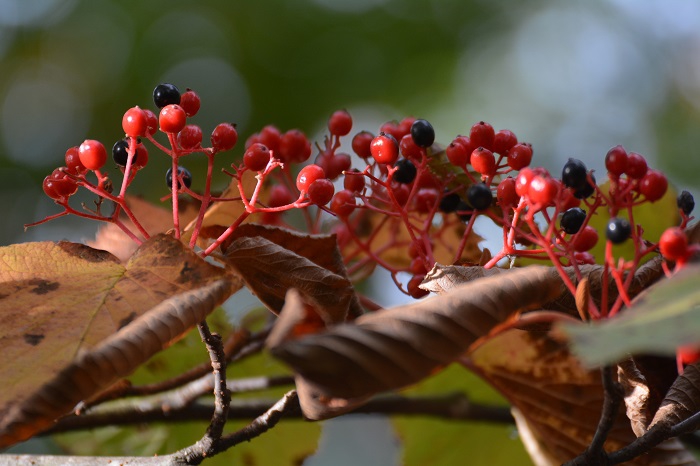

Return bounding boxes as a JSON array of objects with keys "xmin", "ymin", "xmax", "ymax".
[
  {"xmin": 296, "ymin": 164, "xmax": 326, "ymax": 192},
  {"xmin": 65, "ymin": 146, "xmax": 86, "ymax": 174},
  {"xmin": 398, "ymin": 116, "xmax": 416, "ymax": 139},
  {"xmin": 379, "ymin": 120, "xmax": 403, "ymax": 142},
  {"xmin": 370, "ymin": 132, "xmax": 399, "ymax": 165},
  {"xmin": 496, "ymin": 177, "xmax": 519, "ymax": 208},
  {"xmin": 399, "ymin": 134, "xmax": 422, "ymax": 159},
  {"xmin": 351, "ymin": 131, "xmax": 374, "ymax": 159},
  {"xmin": 133, "ymin": 142, "xmax": 149, "ymax": 168},
  {"xmin": 605, "ymin": 145, "xmax": 628, "ymax": 177},
  {"xmin": 307, "ymin": 178, "xmax": 334, "ymax": 205},
  {"xmin": 78, "ymin": 139, "xmax": 107, "ymax": 171},
  {"xmin": 515, "ymin": 168, "xmax": 535, "ymax": 197},
  {"xmin": 178, "ymin": 124, "xmax": 203, "ymax": 149},
  {"xmin": 446, "ymin": 140, "xmax": 470, "ymax": 167},
  {"xmin": 330, "ymin": 189, "xmax": 357, "ymax": 217},
  {"xmin": 469, "ymin": 121, "xmax": 495, "ymax": 151},
  {"xmin": 143, "ymin": 109, "xmax": 158, "ymax": 136},
  {"xmin": 507, "ymin": 143, "xmax": 533, "ymax": 170},
  {"xmin": 244, "ymin": 143, "xmax": 271, "ymax": 172},
  {"xmin": 46, "ymin": 168, "xmax": 78, "ymax": 198},
  {"xmin": 268, "ymin": 184, "xmax": 295, "ymax": 207},
  {"xmin": 414, "ymin": 188, "xmax": 439, "ymax": 213},
  {"xmin": 625, "ymin": 152, "xmax": 648, "ymax": 179},
  {"xmin": 328, "ymin": 110, "xmax": 353, "ymax": 136},
  {"xmin": 324, "ymin": 153, "xmax": 352, "ymax": 180},
  {"xmin": 122, "ymin": 106, "xmax": 148, "ymax": 138},
  {"xmin": 528, "ymin": 175, "xmax": 558, "ymax": 206},
  {"xmin": 639, "ymin": 169, "xmax": 668, "ymax": 202},
  {"xmin": 470, "ymin": 147, "xmax": 496, "ymax": 177},
  {"xmin": 258, "ymin": 125, "xmax": 281, "ymax": 155},
  {"xmin": 42, "ymin": 176, "xmax": 60, "ymax": 200},
  {"xmin": 572, "ymin": 225, "xmax": 599, "ymax": 252},
  {"xmin": 179, "ymin": 89, "xmax": 201, "ymax": 117},
  {"xmin": 493, "ymin": 129, "xmax": 518, "ymax": 155},
  {"xmin": 343, "ymin": 169, "xmax": 365, "ymax": 192},
  {"xmin": 279, "ymin": 129, "xmax": 311, "ymax": 163},
  {"xmin": 211, "ymin": 123, "xmax": 238, "ymax": 152},
  {"xmin": 659, "ymin": 227, "xmax": 689, "ymax": 261},
  {"xmin": 391, "ymin": 183, "xmax": 411, "ymax": 207},
  {"xmin": 159, "ymin": 104, "xmax": 187, "ymax": 134},
  {"xmin": 407, "ymin": 274, "xmax": 429, "ymax": 299}
]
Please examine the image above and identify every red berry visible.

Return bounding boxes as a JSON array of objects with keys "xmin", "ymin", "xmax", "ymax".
[
  {"xmin": 639, "ymin": 169, "xmax": 668, "ymax": 202},
  {"xmin": 65, "ymin": 146, "xmax": 86, "ymax": 174},
  {"xmin": 179, "ymin": 89, "xmax": 201, "ymax": 117},
  {"xmin": 659, "ymin": 227, "xmax": 689, "ymax": 261},
  {"xmin": 380, "ymin": 120, "xmax": 403, "ymax": 142},
  {"xmin": 470, "ymin": 147, "xmax": 496, "ymax": 177},
  {"xmin": 391, "ymin": 183, "xmax": 411, "ymax": 207},
  {"xmin": 493, "ymin": 129, "xmax": 518, "ymax": 155},
  {"xmin": 211, "ymin": 123, "xmax": 238, "ymax": 152},
  {"xmin": 497, "ymin": 177, "xmax": 519, "ymax": 208},
  {"xmin": 398, "ymin": 116, "xmax": 416, "ymax": 139},
  {"xmin": 325, "ymin": 153, "xmax": 352, "ymax": 180},
  {"xmin": 572, "ymin": 225, "xmax": 599, "ymax": 252},
  {"xmin": 78, "ymin": 139, "xmax": 107, "ymax": 171},
  {"xmin": 625, "ymin": 152, "xmax": 648, "ymax": 179},
  {"xmin": 328, "ymin": 110, "xmax": 353, "ymax": 136},
  {"xmin": 122, "ymin": 106, "xmax": 148, "ymax": 138},
  {"xmin": 605, "ymin": 145, "xmax": 628, "ymax": 177},
  {"xmin": 515, "ymin": 167, "xmax": 535, "ymax": 197},
  {"xmin": 507, "ymin": 143, "xmax": 533, "ymax": 170},
  {"xmin": 143, "ymin": 109, "xmax": 158, "ymax": 136},
  {"xmin": 296, "ymin": 164, "xmax": 326, "ymax": 192},
  {"xmin": 259, "ymin": 125, "xmax": 281, "ymax": 155},
  {"xmin": 47, "ymin": 168, "xmax": 78, "ymax": 198},
  {"xmin": 343, "ymin": 168, "xmax": 365, "ymax": 192},
  {"xmin": 370, "ymin": 132, "xmax": 399, "ymax": 165},
  {"xmin": 528, "ymin": 175, "xmax": 558, "ymax": 206},
  {"xmin": 414, "ymin": 188, "xmax": 439, "ymax": 213},
  {"xmin": 307, "ymin": 178, "xmax": 334, "ymax": 205},
  {"xmin": 400, "ymin": 134, "xmax": 422, "ymax": 159},
  {"xmin": 42, "ymin": 176, "xmax": 60, "ymax": 200},
  {"xmin": 133, "ymin": 142, "xmax": 149, "ymax": 168},
  {"xmin": 446, "ymin": 140, "xmax": 470, "ymax": 167},
  {"xmin": 245, "ymin": 132, "xmax": 261, "ymax": 149},
  {"xmin": 178, "ymin": 124, "xmax": 203, "ymax": 149},
  {"xmin": 409, "ymin": 257, "xmax": 428, "ymax": 275},
  {"xmin": 407, "ymin": 275, "xmax": 429, "ymax": 299},
  {"xmin": 469, "ymin": 121, "xmax": 495, "ymax": 151},
  {"xmin": 244, "ymin": 143, "xmax": 271, "ymax": 172},
  {"xmin": 159, "ymin": 104, "xmax": 187, "ymax": 134},
  {"xmin": 330, "ymin": 189, "xmax": 357, "ymax": 218},
  {"xmin": 268, "ymin": 184, "xmax": 295, "ymax": 207},
  {"xmin": 279, "ymin": 129, "xmax": 311, "ymax": 163},
  {"xmin": 351, "ymin": 131, "xmax": 374, "ymax": 159}
]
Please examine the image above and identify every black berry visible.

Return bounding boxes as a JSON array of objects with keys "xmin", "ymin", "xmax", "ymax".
[
  {"xmin": 112, "ymin": 139, "xmax": 130, "ymax": 166},
  {"xmin": 606, "ymin": 217, "xmax": 631, "ymax": 244},
  {"xmin": 410, "ymin": 119, "xmax": 435, "ymax": 148},
  {"xmin": 562, "ymin": 158, "xmax": 588, "ymax": 190},
  {"xmin": 455, "ymin": 200, "xmax": 472, "ymax": 222},
  {"xmin": 166, "ymin": 166, "xmax": 192, "ymax": 190},
  {"xmin": 573, "ymin": 173, "xmax": 596, "ymax": 199},
  {"xmin": 467, "ymin": 183, "xmax": 493, "ymax": 211},
  {"xmin": 393, "ymin": 159, "xmax": 417, "ymax": 184},
  {"xmin": 439, "ymin": 191, "xmax": 461, "ymax": 213},
  {"xmin": 560, "ymin": 207, "xmax": 587, "ymax": 234},
  {"xmin": 153, "ymin": 83, "xmax": 181, "ymax": 109},
  {"xmin": 677, "ymin": 190, "xmax": 695, "ymax": 216}
]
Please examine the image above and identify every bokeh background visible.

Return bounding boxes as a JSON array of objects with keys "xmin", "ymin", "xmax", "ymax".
[{"xmin": 2, "ymin": 0, "xmax": 700, "ymax": 464}]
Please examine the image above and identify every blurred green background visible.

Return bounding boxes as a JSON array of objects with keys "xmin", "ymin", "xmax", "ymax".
[{"xmin": 3, "ymin": 0, "xmax": 700, "ymax": 464}]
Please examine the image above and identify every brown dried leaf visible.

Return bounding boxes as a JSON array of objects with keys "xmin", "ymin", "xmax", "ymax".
[
  {"xmin": 650, "ymin": 361, "xmax": 700, "ymax": 430},
  {"xmin": 267, "ymin": 266, "xmax": 563, "ymax": 419},
  {"xmin": 224, "ymin": 224, "xmax": 362, "ymax": 320},
  {"xmin": 467, "ymin": 327, "xmax": 698, "ymax": 465},
  {"xmin": 619, "ymin": 358, "xmax": 653, "ymax": 437},
  {"xmin": 0, "ymin": 235, "xmax": 239, "ymax": 447},
  {"xmin": 88, "ymin": 196, "xmax": 199, "ymax": 262}
]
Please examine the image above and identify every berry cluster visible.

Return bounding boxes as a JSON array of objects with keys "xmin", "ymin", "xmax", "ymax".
[{"xmin": 29, "ymin": 84, "xmax": 696, "ymax": 311}]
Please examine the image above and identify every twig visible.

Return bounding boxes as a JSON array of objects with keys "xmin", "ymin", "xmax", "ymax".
[{"xmin": 563, "ymin": 366, "xmax": 623, "ymax": 466}]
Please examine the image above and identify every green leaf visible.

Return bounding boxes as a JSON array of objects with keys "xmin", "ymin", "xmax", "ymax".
[{"xmin": 562, "ymin": 265, "xmax": 700, "ymax": 367}]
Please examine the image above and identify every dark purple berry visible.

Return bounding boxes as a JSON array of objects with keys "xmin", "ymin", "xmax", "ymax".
[
  {"xmin": 562, "ymin": 158, "xmax": 588, "ymax": 190},
  {"xmin": 439, "ymin": 191, "xmax": 461, "ymax": 213},
  {"xmin": 606, "ymin": 217, "xmax": 631, "ymax": 244},
  {"xmin": 410, "ymin": 119, "xmax": 435, "ymax": 148},
  {"xmin": 393, "ymin": 159, "xmax": 417, "ymax": 184},
  {"xmin": 560, "ymin": 207, "xmax": 586, "ymax": 234},
  {"xmin": 678, "ymin": 190, "xmax": 695, "ymax": 215},
  {"xmin": 467, "ymin": 183, "xmax": 493, "ymax": 211},
  {"xmin": 153, "ymin": 83, "xmax": 181, "ymax": 109},
  {"xmin": 166, "ymin": 166, "xmax": 192, "ymax": 190}
]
